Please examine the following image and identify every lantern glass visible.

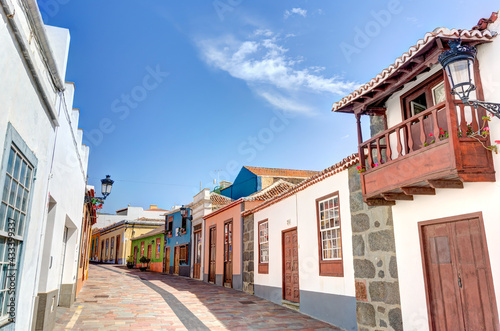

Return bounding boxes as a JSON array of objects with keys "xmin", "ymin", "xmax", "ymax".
[
  {"xmin": 180, "ymin": 206, "xmax": 186, "ymax": 217},
  {"xmin": 101, "ymin": 175, "xmax": 114, "ymax": 197},
  {"xmin": 445, "ymin": 58, "xmax": 475, "ymax": 98}
]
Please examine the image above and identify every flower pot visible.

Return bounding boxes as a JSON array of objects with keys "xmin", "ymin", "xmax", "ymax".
[
  {"xmin": 126, "ymin": 262, "xmax": 134, "ymax": 269},
  {"xmin": 139, "ymin": 267, "xmax": 147, "ymax": 272}
]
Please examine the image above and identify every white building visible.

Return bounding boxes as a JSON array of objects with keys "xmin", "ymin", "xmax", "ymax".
[
  {"xmin": 332, "ymin": 11, "xmax": 500, "ymax": 331},
  {"xmin": 189, "ymin": 189, "xmax": 233, "ymax": 280},
  {"xmin": 243, "ymin": 155, "xmax": 358, "ymax": 331},
  {"xmin": 0, "ymin": 0, "xmax": 90, "ymax": 330},
  {"xmin": 95, "ymin": 205, "xmax": 167, "ymax": 229}
]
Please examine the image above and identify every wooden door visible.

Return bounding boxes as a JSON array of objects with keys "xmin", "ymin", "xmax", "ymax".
[
  {"xmin": 164, "ymin": 247, "xmax": 171, "ymax": 273},
  {"xmin": 420, "ymin": 214, "xmax": 499, "ymax": 331},
  {"xmin": 174, "ymin": 246, "xmax": 180, "ymax": 275},
  {"xmin": 208, "ymin": 226, "xmax": 216, "ymax": 283},
  {"xmin": 282, "ymin": 228, "xmax": 299, "ymax": 303},
  {"xmin": 115, "ymin": 235, "xmax": 120, "ymax": 264},
  {"xmin": 223, "ymin": 221, "xmax": 233, "ymax": 287},
  {"xmin": 193, "ymin": 230, "xmax": 202, "ymax": 279},
  {"xmin": 133, "ymin": 246, "xmax": 138, "ymax": 265}
]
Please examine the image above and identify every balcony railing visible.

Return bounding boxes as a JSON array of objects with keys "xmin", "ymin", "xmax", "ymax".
[{"xmin": 358, "ymin": 100, "xmax": 495, "ymax": 205}]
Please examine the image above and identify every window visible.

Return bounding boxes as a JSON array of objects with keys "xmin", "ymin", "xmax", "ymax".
[
  {"xmin": 167, "ymin": 216, "xmax": 173, "ymax": 237},
  {"xmin": 140, "ymin": 241, "xmax": 145, "ymax": 257},
  {"xmin": 105, "ymin": 239, "xmax": 109, "ymax": 259},
  {"xmin": 0, "ymin": 144, "xmax": 34, "ymax": 320},
  {"xmin": 316, "ymin": 192, "xmax": 343, "ymax": 277},
  {"xmin": 155, "ymin": 238, "xmax": 161, "ymax": 259},
  {"xmin": 258, "ymin": 220, "xmax": 269, "ymax": 274},
  {"xmin": 401, "ymin": 72, "xmax": 445, "ymax": 119}
]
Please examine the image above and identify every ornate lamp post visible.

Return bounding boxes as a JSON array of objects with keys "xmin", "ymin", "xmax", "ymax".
[
  {"xmin": 438, "ymin": 39, "xmax": 500, "ymax": 118},
  {"xmin": 85, "ymin": 175, "xmax": 114, "ymax": 204}
]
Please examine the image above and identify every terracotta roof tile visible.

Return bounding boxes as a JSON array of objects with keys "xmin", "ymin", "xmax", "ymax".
[
  {"xmin": 243, "ymin": 166, "xmax": 319, "ymax": 178},
  {"xmin": 332, "ymin": 27, "xmax": 497, "ymax": 113},
  {"xmin": 245, "ymin": 180, "xmax": 296, "ymax": 201},
  {"xmin": 243, "ymin": 154, "xmax": 359, "ymax": 216},
  {"xmin": 210, "ymin": 193, "xmax": 233, "ymax": 207}
]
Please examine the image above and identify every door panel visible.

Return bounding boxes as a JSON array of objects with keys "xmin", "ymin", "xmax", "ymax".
[
  {"xmin": 164, "ymin": 247, "xmax": 171, "ymax": 273},
  {"xmin": 283, "ymin": 228, "xmax": 299, "ymax": 303},
  {"xmin": 223, "ymin": 221, "xmax": 232, "ymax": 287},
  {"xmin": 174, "ymin": 246, "xmax": 180, "ymax": 275},
  {"xmin": 209, "ymin": 227, "xmax": 216, "ymax": 283},
  {"xmin": 193, "ymin": 230, "xmax": 201, "ymax": 279},
  {"xmin": 421, "ymin": 215, "xmax": 499, "ymax": 331}
]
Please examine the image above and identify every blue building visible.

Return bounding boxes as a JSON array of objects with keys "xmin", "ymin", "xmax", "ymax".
[
  {"xmin": 220, "ymin": 166, "xmax": 319, "ymax": 200},
  {"xmin": 163, "ymin": 206, "xmax": 192, "ymax": 277}
]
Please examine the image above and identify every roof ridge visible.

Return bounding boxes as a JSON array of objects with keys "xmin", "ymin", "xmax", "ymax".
[
  {"xmin": 244, "ymin": 165, "xmax": 319, "ymax": 173},
  {"xmin": 243, "ymin": 154, "xmax": 359, "ymax": 216}
]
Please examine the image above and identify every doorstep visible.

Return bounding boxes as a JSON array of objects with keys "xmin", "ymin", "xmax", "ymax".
[{"xmin": 282, "ymin": 300, "xmax": 300, "ymax": 311}]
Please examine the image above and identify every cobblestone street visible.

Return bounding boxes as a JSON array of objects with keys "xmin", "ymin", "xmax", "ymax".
[{"xmin": 54, "ymin": 264, "xmax": 340, "ymax": 330}]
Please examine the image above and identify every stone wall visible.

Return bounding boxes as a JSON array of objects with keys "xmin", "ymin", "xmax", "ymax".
[
  {"xmin": 242, "ymin": 214, "xmax": 254, "ymax": 294},
  {"xmin": 348, "ymin": 165, "xmax": 403, "ymax": 331}
]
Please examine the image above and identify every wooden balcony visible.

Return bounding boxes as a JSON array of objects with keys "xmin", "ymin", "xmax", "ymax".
[{"xmin": 359, "ymin": 100, "xmax": 496, "ymax": 206}]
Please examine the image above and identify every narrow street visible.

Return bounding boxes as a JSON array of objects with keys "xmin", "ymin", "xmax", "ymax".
[{"xmin": 54, "ymin": 264, "xmax": 340, "ymax": 330}]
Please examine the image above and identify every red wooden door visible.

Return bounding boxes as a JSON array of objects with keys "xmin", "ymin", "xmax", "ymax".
[
  {"xmin": 193, "ymin": 230, "xmax": 202, "ymax": 279},
  {"xmin": 133, "ymin": 246, "xmax": 138, "ymax": 265},
  {"xmin": 421, "ymin": 214, "xmax": 499, "ymax": 331},
  {"xmin": 223, "ymin": 221, "xmax": 232, "ymax": 287},
  {"xmin": 282, "ymin": 228, "xmax": 299, "ymax": 303},
  {"xmin": 209, "ymin": 226, "xmax": 216, "ymax": 283}
]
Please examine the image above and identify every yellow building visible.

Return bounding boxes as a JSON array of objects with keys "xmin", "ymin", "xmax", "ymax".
[{"xmin": 95, "ymin": 218, "xmax": 164, "ymax": 264}]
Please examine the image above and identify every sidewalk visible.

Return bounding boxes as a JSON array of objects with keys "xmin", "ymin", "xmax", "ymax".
[{"xmin": 54, "ymin": 264, "xmax": 340, "ymax": 330}]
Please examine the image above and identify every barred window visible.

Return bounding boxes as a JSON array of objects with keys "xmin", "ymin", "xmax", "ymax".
[{"xmin": 0, "ymin": 145, "xmax": 33, "ymax": 320}]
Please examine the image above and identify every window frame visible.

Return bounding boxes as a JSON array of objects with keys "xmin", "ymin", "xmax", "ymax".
[
  {"xmin": 155, "ymin": 238, "xmax": 161, "ymax": 259},
  {"xmin": 315, "ymin": 191, "xmax": 343, "ymax": 277},
  {"xmin": 0, "ymin": 124, "xmax": 37, "ymax": 324},
  {"xmin": 167, "ymin": 216, "xmax": 173, "ymax": 238},
  {"xmin": 400, "ymin": 71, "xmax": 445, "ymax": 120},
  {"xmin": 258, "ymin": 219, "xmax": 269, "ymax": 274}
]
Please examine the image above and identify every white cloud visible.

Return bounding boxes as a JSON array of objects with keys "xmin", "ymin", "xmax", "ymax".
[
  {"xmin": 196, "ymin": 30, "xmax": 357, "ymax": 113},
  {"xmin": 284, "ymin": 8, "xmax": 307, "ymax": 19},
  {"xmin": 257, "ymin": 90, "xmax": 314, "ymax": 114}
]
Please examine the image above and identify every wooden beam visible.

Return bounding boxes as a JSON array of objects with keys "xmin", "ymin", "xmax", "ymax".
[
  {"xmin": 401, "ymin": 186, "xmax": 436, "ymax": 195},
  {"xmin": 382, "ymin": 193, "xmax": 414, "ymax": 201},
  {"xmin": 427, "ymin": 179, "xmax": 464, "ymax": 189},
  {"xmin": 365, "ymin": 198, "xmax": 396, "ymax": 206}
]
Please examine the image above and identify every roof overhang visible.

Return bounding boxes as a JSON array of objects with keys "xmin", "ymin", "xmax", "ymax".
[{"xmin": 332, "ymin": 28, "xmax": 497, "ymax": 115}]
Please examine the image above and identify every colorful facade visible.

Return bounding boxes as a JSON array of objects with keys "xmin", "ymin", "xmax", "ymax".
[
  {"xmin": 203, "ymin": 180, "xmax": 294, "ymax": 290},
  {"xmin": 95, "ymin": 218, "xmax": 163, "ymax": 264},
  {"xmin": 163, "ymin": 207, "xmax": 192, "ymax": 276},
  {"xmin": 131, "ymin": 226, "xmax": 165, "ymax": 272}
]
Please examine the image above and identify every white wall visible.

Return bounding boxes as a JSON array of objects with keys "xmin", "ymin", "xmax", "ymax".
[
  {"xmin": 389, "ymin": 17, "xmax": 500, "ymax": 330},
  {"xmin": 253, "ymin": 169, "xmax": 355, "ymax": 299},
  {"xmin": 95, "ymin": 207, "xmax": 165, "ymax": 228}
]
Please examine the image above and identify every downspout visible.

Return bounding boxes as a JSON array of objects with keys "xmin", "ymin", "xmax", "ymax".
[{"xmin": 0, "ymin": 0, "xmax": 65, "ymax": 125}]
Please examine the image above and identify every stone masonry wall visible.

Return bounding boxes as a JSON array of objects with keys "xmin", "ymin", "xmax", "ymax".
[
  {"xmin": 242, "ymin": 214, "xmax": 254, "ymax": 294},
  {"xmin": 348, "ymin": 165, "xmax": 403, "ymax": 331}
]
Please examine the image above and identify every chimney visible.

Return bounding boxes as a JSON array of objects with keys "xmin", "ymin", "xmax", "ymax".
[{"xmin": 149, "ymin": 205, "xmax": 158, "ymax": 209}]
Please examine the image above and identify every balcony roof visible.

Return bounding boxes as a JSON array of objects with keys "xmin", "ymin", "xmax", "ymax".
[{"xmin": 332, "ymin": 17, "xmax": 497, "ymax": 114}]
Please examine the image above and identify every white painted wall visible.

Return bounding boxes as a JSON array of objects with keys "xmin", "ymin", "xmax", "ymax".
[
  {"xmin": 253, "ymin": 169, "xmax": 355, "ymax": 299},
  {"xmin": 388, "ymin": 17, "xmax": 500, "ymax": 330},
  {"xmin": 190, "ymin": 188, "xmax": 211, "ymax": 279},
  {"xmin": 95, "ymin": 207, "xmax": 166, "ymax": 229}
]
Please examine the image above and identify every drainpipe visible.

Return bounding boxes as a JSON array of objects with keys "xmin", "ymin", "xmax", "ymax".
[{"xmin": 0, "ymin": 0, "xmax": 65, "ymax": 125}]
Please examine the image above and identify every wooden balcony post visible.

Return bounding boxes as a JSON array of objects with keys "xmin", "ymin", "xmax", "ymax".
[
  {"xmin": 356, "ymin": 114, "xmax": 365, "ymax": 168},
  {"xmin": 443, "ymin": 70, "xmax": 460, "ymax": 170}
]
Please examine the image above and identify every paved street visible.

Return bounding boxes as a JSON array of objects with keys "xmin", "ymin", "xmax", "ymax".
[{"xmin": 54, "ymin": 264, "xmax": 340, "ymax": 330}]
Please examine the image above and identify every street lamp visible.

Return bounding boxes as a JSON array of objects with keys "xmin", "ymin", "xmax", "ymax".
[
  {"xmin": 438, "ymin": 39, "xmax": 500, "ymax": 118},
  {"xmin": 85, "ymin": 175, "xmax": 114, "ymax": 204}
]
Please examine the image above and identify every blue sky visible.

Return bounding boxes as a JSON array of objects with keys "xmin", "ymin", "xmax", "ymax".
[{"xmin": 38, "ymin": 0, "xmax": 499, "ymax": 213}]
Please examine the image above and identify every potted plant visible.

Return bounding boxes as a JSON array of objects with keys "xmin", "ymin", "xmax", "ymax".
[
  {"xmin": 139, "ymin": 256, "xmax": 150, "ymax": 272},
  {"xmin": 126, "ymin": 255, "xmax": 134, "ymax": 269}
]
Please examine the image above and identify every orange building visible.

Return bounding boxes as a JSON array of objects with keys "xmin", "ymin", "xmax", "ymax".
[
  {"xmin": 203, "ymin": 180, "xmax": 294, "ymax": 289},
  {"xmin": 76, "ymin": 186, "xmax": 97, "ymax": 295}
]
